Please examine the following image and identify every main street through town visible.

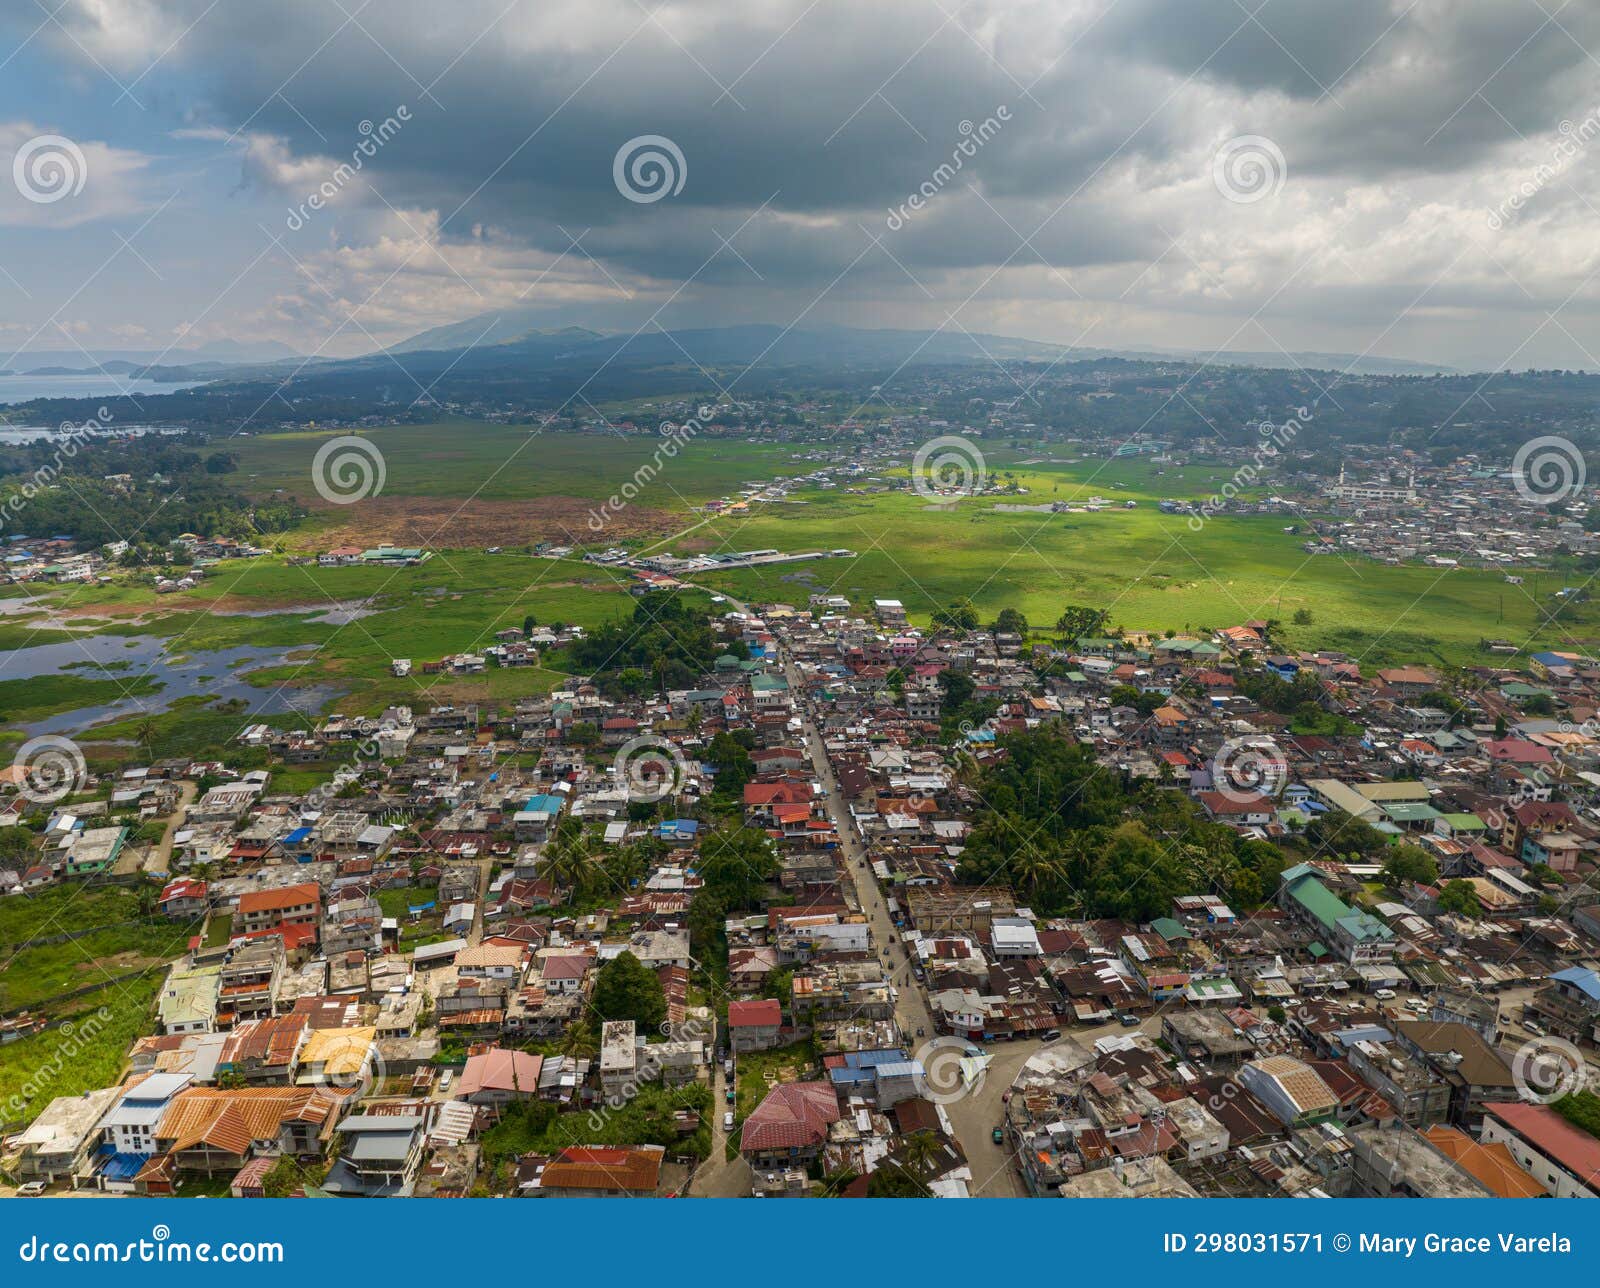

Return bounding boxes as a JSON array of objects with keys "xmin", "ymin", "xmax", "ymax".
[
  {"xmin": 680, "ymin": 596, "xmax": 1171, "ymax": 1198},
  {"xmin": 776, "ymin": 639, "xmax": 1163, "ymax": 1196}
]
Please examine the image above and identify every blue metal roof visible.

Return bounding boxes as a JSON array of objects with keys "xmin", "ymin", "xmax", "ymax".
[
  {"xmin": 98, "ymin": 1152, "xmax": 146, "ymax": 1181},
  {"xmin": 1553, "ymin": 966, "xmax": 1600, "ymax": 1001}
]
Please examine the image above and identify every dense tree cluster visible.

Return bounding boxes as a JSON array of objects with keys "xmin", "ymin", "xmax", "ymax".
[
  {"xmin": 0, "ymin": 437, "xmax": 301, "ymax": 546},
  {"xmin": 954, "ymin": 728, "xmax": 1291, "ymax": 918},
  {"xmin": 564, "ymin": 592, "xmax": 731, "ymax": 696}
]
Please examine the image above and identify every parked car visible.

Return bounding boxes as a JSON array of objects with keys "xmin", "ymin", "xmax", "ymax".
[
  {"xmin": 726, "ymin": 1086, "xmax": 736, "ymax": 1103},
  {"xmin": 723, "ymin": 1111, "xmax": 735, "ymax": 1132},
  {"xmin": 1118, "ymin": 1012, "xmax": 1140, "ymax": 1027},
  {"xmin": 438, "ymin": 1071, "xmax": 453, "ymax": 1092},
  {"xmin": 1042, "ymin": 1029, "xmax": 1061, "ymax": 1042},
  {"xmin": 962, "ymin": 1044, "xmax": 983, "ymax": 1057},
  {"xmin": 991, "ymin": 1127, "xmax": 1004, "ymax": 1144},
  {"xmin": 723, "ymin": 1058, "xmax": 733, "ymax": 1077},
  {"xmin": 1373, "ymin": 988, "xmax": 1396, "ymax": 1000},
  {"xmin": 17, "ymin": 1181, "xmax": 47, "ymax": 1197}
]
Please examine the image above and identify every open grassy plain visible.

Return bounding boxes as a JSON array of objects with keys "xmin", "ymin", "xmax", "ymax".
[{"xmin": 8, "ymin": 424, "xmax": 1592, "ymax": 752}]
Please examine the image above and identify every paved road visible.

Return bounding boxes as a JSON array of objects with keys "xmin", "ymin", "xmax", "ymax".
[
  {"xmin": 690, "ymin": 1064, "xmax": 749, "ymax": 1197},
  {"xmin": 771, "ymin": 618, "xmax": 1163, "ymax": 1197},
  {"xmin": 779, "ymin": 654, "xmax": 939, "ymax": 1044}
]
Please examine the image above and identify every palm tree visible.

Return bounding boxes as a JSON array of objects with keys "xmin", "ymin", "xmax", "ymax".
[
  {"xmin": 134, "ymin": 717, "xmax": 157, "ymax": 761},
  {"xmin": 559, "ymin": 1024, "xmax": 598, "ymax": 1061},
  {"xmin": 898, "ymin": 1129, "xmax": 944, "ymax": 1177}
]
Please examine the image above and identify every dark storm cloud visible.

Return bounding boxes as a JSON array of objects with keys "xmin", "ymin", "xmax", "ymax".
[{"xmin": 13, "ymin": 0, "xmax": 1600, "ymax": 367}]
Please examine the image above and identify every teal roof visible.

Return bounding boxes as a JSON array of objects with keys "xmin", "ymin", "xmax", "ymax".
[
  {"xmin": 1381, "ymin": 801, "xmax": 1443, "ymax": 823},
  {"xmin": 1281, "ymin": 865, "xmax": 1393, "ymax": 944}
]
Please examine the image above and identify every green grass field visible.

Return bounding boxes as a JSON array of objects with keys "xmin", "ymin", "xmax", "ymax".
[
  {"xmin": 0, "ymin": 920, "xmax": 197, "ymax": 1012},
  {"xmin": 0, "ymin": 886, "xmax": 152, "ymax": 951},
  {"xmin": 8, "ymin": 425, "xmax": 1585, "ymax": 747},
  {"xmin": 0, "ymin": 978, "xmax": 159, "ymax": 1125},
  {"xmin": 230, "ymin": 422, "xmax": 806, "ymax": 508},
  {"xmin": 681, "ymin": 477, "xmax": 1584, "ymax": 669},
  {"xmin": 221, "ymin": 425, "xmax": 1583, "ymax": 671}
]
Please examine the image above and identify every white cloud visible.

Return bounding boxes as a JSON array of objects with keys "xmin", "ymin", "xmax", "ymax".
[{"xmin": 0, "ymin": 121, "xmax": 156, "ymax": 228}]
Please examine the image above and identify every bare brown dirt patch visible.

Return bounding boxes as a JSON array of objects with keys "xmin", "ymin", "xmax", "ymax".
[{"xmin": 299, "ymin": 494, "xmax": 686, "ymax": 549}]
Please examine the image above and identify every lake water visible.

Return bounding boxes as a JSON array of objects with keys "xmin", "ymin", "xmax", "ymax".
[
  {"xmin": 0, "ymin": 425, "xmax": 181, "ymax": 445},
  {"xmin": 0, "ymin": 374, "xmax": 204, "ymax": 406},
  {"xmin": 1, "ymin": 633, "xmax": 345, "ymax": 736}
]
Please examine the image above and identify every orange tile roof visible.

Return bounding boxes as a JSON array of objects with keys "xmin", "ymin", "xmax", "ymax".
[
  {"xmin": 158, "ymin": 1086, "xmax": 352, "ymax": 1157},
  {"xmin": 539, "ymin": 1145, "xmax": 662, "ymax": 1192},
  {"xmin": 1422, "ymin": 1125, "xmax": 1544, "ymax": 1198}
]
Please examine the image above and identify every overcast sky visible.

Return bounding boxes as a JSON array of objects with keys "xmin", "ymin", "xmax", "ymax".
[{"xmin": 4, "ymin": 0, "xmax": 1600, "ymax": 371}]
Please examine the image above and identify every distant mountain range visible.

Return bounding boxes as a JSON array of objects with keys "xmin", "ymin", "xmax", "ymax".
[
  {"xmin": 381, "ymin": 311, "xmax": 1454, "ymax": 376},
  {"xmin": 350, "ymin": 313, "xmax": 1452, "ymax": 379},
  {"xmin": 0, "ymin": 319, "xmax": 1453, "ymax": 391},
  {"xmin": 0, "ymin": 339, "xmax": 300, "ymax": 379}
]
